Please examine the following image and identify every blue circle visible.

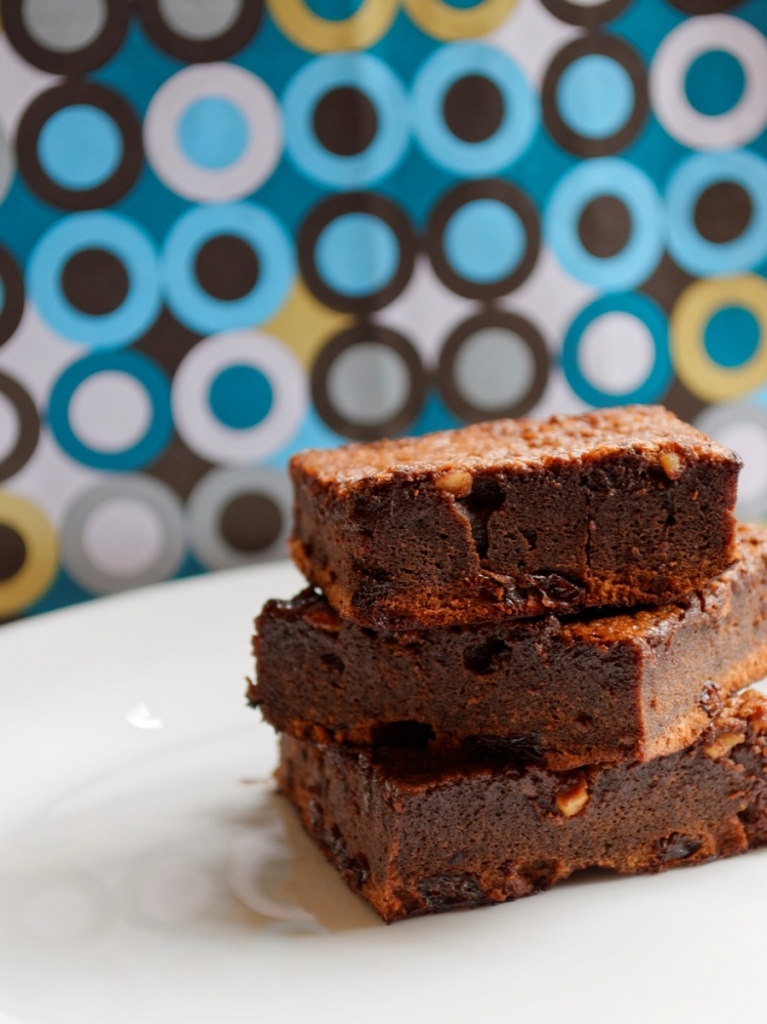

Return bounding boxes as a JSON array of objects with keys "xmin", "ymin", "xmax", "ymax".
[
  {"xmin": 315, "ymin": 213, "xmax": 399, "ymax": 297},
  {"xmin": 562, "ymin": 293, "xmax": 671, "ymax": 406},
  {"xmin": 38, "ymin": 105, "xmax": 123, "ymax": 190},
  {"xmin": 208, "ymin": 365, "xmax": 274, "ymax": 429},
  {"xmin": 556, "ymin": 55, "xmax": 634, "ymax": 139},
  {"xmin": 704, "ymin": 306, "xmax": 761, "ymax": 369},
  {"xmin": 47, "ymin": 351, "xmax": 172, "ymax": 470},
  {"xmin": 162, "ymin": 203, "xmax": 294, "ymax": 334},
  {"xmin": 178, "ymin": 97, "xmax": 248, "ymax": 171},
  {"xmin": 444, "ymin": 200, "xmax": 525, "ymax": 283},
  {"xmin": 0, "ymin": 278, "xmax": 5, "ymax": 317},
  {"xmin": 28, "ymin": 212, "xmax": 162, "ymax": 348},
  {"xmin": 666, "ymin": 151, "xmax": 767, "ymax": 276},
  {"xmin": 413, "ymin": 43, "xmax": 538, "ymax": 176},
  {"xmin": 305, "ymin": 0, "xmax": 365, "ymax": 16},
  {"xmin": 283, "ymin": 53, "xmax": 409, "ymax": 190},
  {"xmin": 544, "ymin": 158, "xmax": 664, "ymax": 291},
  {"xmin": 685, "ymin": 50, "xmax": 745, "ymax": 117}
]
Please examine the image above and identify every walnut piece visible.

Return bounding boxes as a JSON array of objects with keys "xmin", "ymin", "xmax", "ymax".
[
  {"xmin": 555, "ymin": 778, "xmax": 589, "ymax": 817},
  {"xmin": 703, "ymin": 731, "xmax": 746, "ymax": 760},
  {"xmin": 435, "ymin": 470, "xmax": 473, "ymax": 497},
  {"xmin": 659, "ymin": 450, "xmax": 683, "ymax": 480}
]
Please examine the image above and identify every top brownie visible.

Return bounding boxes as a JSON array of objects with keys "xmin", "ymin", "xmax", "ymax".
[{"xmin": 290, "ymin": 405, "xmax": 741, "ymax": 629}]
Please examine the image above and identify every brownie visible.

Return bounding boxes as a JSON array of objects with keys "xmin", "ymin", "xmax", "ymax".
[
  {"xmin": 252, "ymin": 524, "xmax": 767, "ymax": 769},
  {"xmin": 277, "ymin": 689, "xmax": 767, "ymax": 922},
  {"xmin": 289, "ymin": 405, "xmax": 741, "ymax": 629}
]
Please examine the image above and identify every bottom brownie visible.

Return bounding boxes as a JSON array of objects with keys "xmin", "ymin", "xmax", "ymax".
[{"xmin": 277, "ymin": 690, "xmax": 767, "ymax": 923}]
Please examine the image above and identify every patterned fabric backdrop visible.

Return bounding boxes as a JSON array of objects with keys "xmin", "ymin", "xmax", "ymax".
[{"xmin": 0, "ymin": 0, "xmax": 766, "ymax": 621}]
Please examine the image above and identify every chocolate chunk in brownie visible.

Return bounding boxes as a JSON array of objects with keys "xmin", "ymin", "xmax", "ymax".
[
  {"xmin": 277, "ymin": 689, "xmax": 767, "ymax": 922},
  {"xmin": 290, "ymin": 406, "xmax": 740, "ymax": 629},
  {"xmin": 252, "ymin": 524, "xmax": 767, "ymax": 769}
]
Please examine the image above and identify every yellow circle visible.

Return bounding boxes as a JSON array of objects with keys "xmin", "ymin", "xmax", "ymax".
[
  {"xmin": 671, "ymin": 275, "xmax": 767, "ymax": 402},
  {"xmin": 403, "ymin": 0, "xmax": 517, "ymax": 40},
  {"xmin": 266, "ymin": 0, "xmax": 398, "ymax": 52},
  {"xmin": 0, "ymin": 492, "xmax": 58, "ymax": 617}
]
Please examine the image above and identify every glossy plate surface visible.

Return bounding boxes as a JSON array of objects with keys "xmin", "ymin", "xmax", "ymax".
[{"xmin": 0, "ymin": 561, "xmax": 765, "ymax": 1024}]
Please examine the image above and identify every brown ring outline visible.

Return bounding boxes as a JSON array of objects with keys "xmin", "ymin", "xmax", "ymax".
[
  {"xmin": 0, "ymin": 372, "xmax": 40, "ymax": 483},
  {"xmin": 438, "ymin": 309, "xmax": 549, "ymax": 423},
  {"xmin": 136, "ymin": 0, "xmax": 264, "ymax": 63},
  {"xmin": 311, "ymin": 322, "xmax": 427, "ymax": 441},
  {"xmin": 0, "ymin": 0, "xmax": 130, "ymax": 75},
  {"xmin": 538, "ymin": 0, "xmax": 632, "ymax": 28},
  {"xmin": 16, "ymin": 80, "xmax": 143, "ymax": 211},
  {"xmin": 542, "ymin": 33, "xmax": 648, "ymax": 158},
  {"xmin": 299, "ymin": 193, "xmax": 416, "ymax": 314},
  {"xmin": 426, "ymin": 179, "xmax": 539, "ymax": 300},
  {"xmin": 0, "ymin": 248, "xmax": 25, "ymax": 348}
]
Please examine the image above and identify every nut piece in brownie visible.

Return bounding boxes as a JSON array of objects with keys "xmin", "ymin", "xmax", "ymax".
[
  {"xmin": 277, "ymin": 689, "xmax": 767, "ymax": 922},
  {"xmin": 252, "ymin": 524, "xmax": 767, "ymax": 770},
  {"xmin": 290, "ymin": 406, "xmax": 740, "ymax": 629}
]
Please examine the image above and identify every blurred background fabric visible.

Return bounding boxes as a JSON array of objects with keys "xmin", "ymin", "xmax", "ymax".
[{"xmin": 0, "ymin": 0, "xmax": 766, "ymax": 621}]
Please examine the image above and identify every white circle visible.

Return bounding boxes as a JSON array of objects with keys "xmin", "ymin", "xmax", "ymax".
[
  {"xmin": 68, "ymin": 371, "xmax": 152, "ymax": 454},
  {"xmin": 81, "ymin": 497, "xmax": 166, "ymax": 579},
  {"xmin": 172, "ymin": 330, "xmax": 307, "ymax": 465},
  {"xmin": 21, "ymin": 882, "xmax": 103, "ymax": 942},
  {"xmin": 135, "ymin": 862, "xmax": 218, "ymax": 925},
  {"xmin": 455, "ymin": 328, "xmax": 535, "ymax": 411},
  {"xmin": 157, "ymin": 0, "xmax": 241, "ymax": 39},
  {"xmin": 327, "ymin": 343, "xmax": 410, "ymax": 426},
  {"xmin": 22, "ymin": 0, "xmax": 107, "ymax": 52},
  {"xmin": 0, "ymin": 391, "xmax": 20, "ymax": 463},
  {"xmin": 712, "ymin": 420, "xmax": 767, "ymax": 507},
  {"xmin": 578, "ymin": 312, "xmax": 656, "ymax": 396},
  {"xmin": 144, "ymin": 63, "xmax": 282, "ymax": 202},
  {"xmin": 650, "ymin": 16, "xmax": 767, "ymax": 151}
]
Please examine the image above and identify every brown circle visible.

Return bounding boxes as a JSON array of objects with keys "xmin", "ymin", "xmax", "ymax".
[
  {"xmin": 136, "ymin": 0, "xmax": 263, "ymax": 62},
  {"xmin": 61, "ymin": 249, "xmax": 130, "ymax": 315},
  {"xmin": 0, "ymin": 523, "xmax": 26, "ymax": 582},
  {"xmin": 16, "ymin": 80, "xmax": 143, "ymax": 210},
  {"xmin": 1, "ymin": 0, "xmax": 130, "ymax": 75},
  {"xmin": 694, "ymin": 181, "xmax": 753, "ymax": 244},
  {"xmin": 438, "ymin": 310, "xmax": 549, "ymax": 423},
  {"xmin": 313, "ymin": 87, "xmax": 378, "ymax": 157},
  {"xmin": 577, "ymin": 195, "xmax": 632, "ymax": 258},
  {"xmin": 220, "ymin": 492, "xmax": 282, "ymax": 553},
  {"xmin": 299, "ymin": 193, "xmax": 416, "ymax": 314},
  {"xmin": 542, "ymin": 34, "xmax": 647, "ymax": 157},
  {"xmin": 312, "ymin": 323, "xmax": 426, "ymax": 441},
  {"xmin": 443, "ymin": 75, "xmax": 505, "ymax": 144},
  {"xmin": 0, "ymin": 248, "xmax": 24, "ymax": 348},
  {"xmin": 538, "ymin": 0, "xmax": 632, "ymax": 27},
  {"xmin": 426, "ymin": 179, "xmax": 539, "ymax": 299},
  {"xmin": 194, "ymin": 235, "xmax": 260, "ymax": 301},
  {"xmin": 0, "ymin": 372, "xmax": 40, "ymax": 483}
]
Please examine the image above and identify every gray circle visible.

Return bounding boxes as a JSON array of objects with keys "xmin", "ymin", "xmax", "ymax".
[
  {"xmin": 21, "ymin": 0, "xmax": 108, "ymax": 52},
  {"xmin": 696, "ymin": 403, "xmax": 767, "ymax": 521},
  {"xmin": 454, "ymin": 327, "xmax": 536, "ymax": 412},
  {"xmin": 157, "ymin": 0, "xmax": 242, "ymax": 39},
  {"xmin": 186, "ymin": 466, "xmax": 292, "ymax": 570},
  {"xmin": 326, "ymin": 342, "xmax": 410, "ymax": 427},
  {"xmin": 0, "ymin": 127, "xmax": 15, "ymax": 206},
  {"xmin": 61, "ymin": 477, "xmax": 185, "ymax": 595}
]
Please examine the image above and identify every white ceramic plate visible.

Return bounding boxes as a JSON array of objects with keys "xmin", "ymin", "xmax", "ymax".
[{"xmin": 1, "ymin": 562, "xmax": 766, "ymax": 1024}]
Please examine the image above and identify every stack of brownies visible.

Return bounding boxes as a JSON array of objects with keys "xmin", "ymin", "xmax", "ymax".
[{"xmin": 250, "ymin": 405, "xmax": 767, "ymax": 922}]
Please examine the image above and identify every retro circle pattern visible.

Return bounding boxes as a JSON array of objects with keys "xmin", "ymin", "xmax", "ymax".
[{"xmin": 1, "ymin": 0, "xmax": 767, "ymax": 617}]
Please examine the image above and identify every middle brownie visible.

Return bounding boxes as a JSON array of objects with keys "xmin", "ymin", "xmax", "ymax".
[{"xmin": 252, "ymin": 524, "xmax": 767, "ymax": 771}]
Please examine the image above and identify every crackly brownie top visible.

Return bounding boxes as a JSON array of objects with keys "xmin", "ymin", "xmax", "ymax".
[{"xmin": 290, "ymin": 405, "xmax": 739, "ymax": 487}]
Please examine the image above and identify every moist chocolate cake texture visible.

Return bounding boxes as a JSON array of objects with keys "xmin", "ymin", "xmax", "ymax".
[
  {"xmin": 253, "ymin": 524, "xmax": 767, "ymax": 769},
  {"xmin": 247, "ymin": 405, "xmax": 767, "ymax": 922},
  {"xmin": 278, "ymin": 690, "xmax": 767, "ymax": 923},
  {"xmin": 289, "ymin": 405, "xmax": 741, "ymax": 629}
]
